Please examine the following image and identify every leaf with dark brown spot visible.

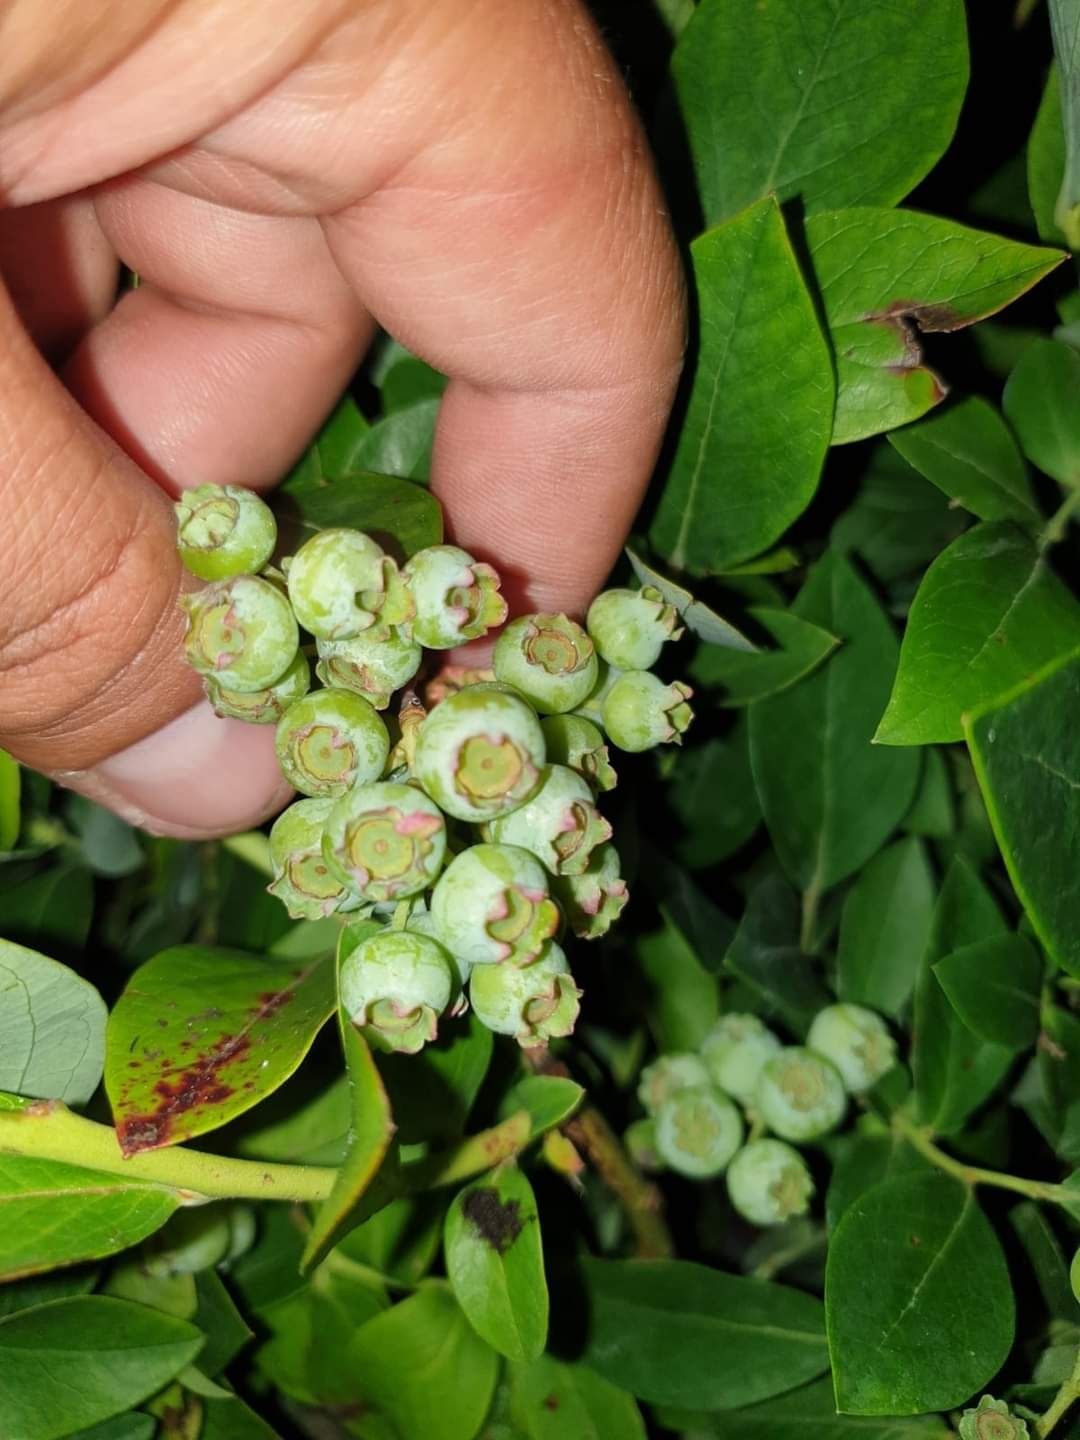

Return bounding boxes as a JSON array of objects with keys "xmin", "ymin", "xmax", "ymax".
[{"xmin": 105, "ymin": 945, "xmax": 336, "ymax": 1155}]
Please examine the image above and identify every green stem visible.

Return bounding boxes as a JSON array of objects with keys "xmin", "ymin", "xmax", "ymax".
[
  {"xmin": 1039, "ymin": 487, "xmax": 1080, "ymax": 552},
  {"xmin": 893, "ymin": 1110, "xmax": 1071, "ymax": 1207},
  {"xmin": 1038, "ymin": 1342, "xmax": 1080, "ymax": 1437},
  {"xmin": 222, "ymin": 831, "xmax": 274, "ymax": 878}
]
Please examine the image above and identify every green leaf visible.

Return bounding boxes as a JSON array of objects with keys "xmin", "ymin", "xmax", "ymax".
[
  {"xmin": 0, "ymin": 750, "xmax": 19, "ymax": 852},
  {"xmin": 1029, "ymin": 64, "xmax": 1067, "ymax": 245},
  {"xmin": 279, "ymin": 469, "xmax": 442, "ymax": 559},
  {"xmin": 0, "ymin": 1154, "xmax": 177, "ymax": 1280},
  {"xmin": 508, "ymin": 1355, "xmax": 645, "ymax": 1440},
  {"xmin": 192, "ymin": 1269, "xmax": 253, "ymax": 1376},
  {"xmin": 825, "ymin": 1134, "xmax": 930, "ymax": 1234},
  {"xmin": 445, "ymin": 1168, "xmax": 548, "ymax": 1363},
  {"xmin": 932, "ymin": 933, "xmax": 1042, "ymax": 1049},
  {"xmin": 649, "ymin": 197, "xmax": 834, "ymax": 573},
  {"xmin": 302, "ymin": 1021, "xmax": 394, "ymax": 1272},
  {"xmin": 805, "ymin": 208, "xmax": 1065, "ymax": 444},
  {"xmin": 903, "ymin": 749, "xmax": 955, "ymax": 839},
  {"xmin": 338, "ymin": 1192, "xmax": 447, "ymax": 1288},
  {"xmin": 1012, "ymin": 1201, "xmax": 1078, "ymax": 1321},
  {"xmin": 670, "ymin": 1377, "xmax": 952, "ymax": 1436},
  {"xmin": 0, "ymin": 865, "xmax": 94, "ymax": 953},
  {"xmin": 377, "ymin": 1009, "xmax": 494, "ymax": 1146},
  {"xmin": 749, "ymin": 551, "xmax": 920, "ymax": 892},
  {"xmin": 636, "ymin": 911, "xmax": 719, "ymax": 1051},
  {"xmin": 723, "ymin": 876, "xmax": 831, "ymax": 1035},
  {"xmin": 0, "ymin": 1268, "xmax": 97, "ymax": 1320},
  {"xmin": 105, "ymin": 945, "xmax": 336, "ymax": 1155},
  {"xmin": 826, "ymin": 1173, "xmax": 1014, "ymax": 1414},
  {"xmin": 0, "ymin": 939, "xmax": 107, "ymax": 1104},
  {"xmin": 669, "ymin": 725, "xmax": 762, "ymax": 867},
  {"xmin": 625, "ymin": 547, "xmax": 757, "ymax": 648},
  {"xmin": 350, "ymin": 1285, "xmax": 499, "ymax": 1440},
  {"xmin": 579, "ymin": 1258, "xmax": 828, "ymax": 1409},
  {"xmin": 1051, "ymin": 0, "xmax": 1080, "ymax": 246},
  {"xmin": 380, "ymin": 356, "xmax": 447, "ymax": 414},
  {"xmin": 67, "ymin": 1417, "xmax": 156, "ymax": 1440},
  {"xmin": 965, "ymin": 650, "xmax": 1080, "ymax": 978},
  {"xmin": 0, "ymin": 1296, "xmax": 202, "ymax": 1440},
  {"xmin": 672, "ymin": 0, "xmax": 968, "ymax": 226},
  {"xmin": 691, "ymin": 608, "xmax": 840, "ymax": 705},
  {"xmin": 836, "ymin": 838, "xmax": 936, "ymax": 1018},
  {"xmin": 353, "ymin": 398, "xmax": 440, "ymax": 481},
  {"xmin": 234, "ymin": 1074, "xmax": 350, "ymax": 1166},
  {"xmin": 876, "ymin": 523, "xmax": 1080, "ymax": 745},
  {"xmin": 201, "ymin": 1397, "xmax": 283, "ymax": 1440},
  {"xmin": 888, "ymin": 397, "xmax": 1040, "ymax": 525},
  {"xmin": 497, "ymin": 1076, "xmax": 585, "ymax": 1136},
  {"xmin": 66, "ymin": 796, "xmax": 144, "ymax": 878},
  {"xmin": 285, "ymin": 393, "xmax": 370, "ymax": 487},
  {"xmin": 912, "ymin": 859, "xmax": 1014, "ymax": 1134},
  {"xmin": 1003, "ymin": 338, "xmax": 1080, "ymax": 488}
]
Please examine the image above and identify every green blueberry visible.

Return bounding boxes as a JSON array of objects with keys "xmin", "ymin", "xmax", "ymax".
[
  {"xmin": 700, "ymin": 1014, "xmax": 782, "ymax": 1105},
  {"xmin": 623, "ymin": 1118, "xmax": 663, "ymax": 1172},
  {"xmin": 285, "ymin": 528, "xmax": 413, "ymax": 640},
  {"xmin": 408, "ymin": 901, "xmax": 473, "ymax": 991},
  {"xmin": 493, "ymin": 613, "xmax": 599, "ymax": 714},
  {"xmin": 727, "ymin": 1139, "xmax": 815, "ymax": 1226},
  {"xmin": 143, "ymin": 1207, "xmax": 232, "ymax": 1277},
  {"xmin": 654, "ymin": 1085, "xmax": 743, "ymax": 1179},
  {"xmin": 275, "ymin": 689, "xmax": 390, "ymax": 798},
  {"xmin": 637, "ymin": 1052, "xmax": 711, "ymax": 1116},
  {"xmin": 205, "ymin": 650, "xmax": 310, "ymax": 724},
  {"xmin": 402, "ymin": 544, "xmax": 507, "ymax": 649},
  {"xmin": 488, "ymin": 764, "xmax": 612, "ymax": 876},
  {"xmin": 586, "ymin": 585, "xmax": 683, "ymax": 671},
  {"xmin": 267, "ymin": 797, "xmax": 350, "ymax": 920},
  {"xmin": 415, "ymin": 686, "xmax": 546, "ymax": 822},
  {"xmin": 540, "ymin": 714, "xmax": 617, "ymax": 792},
  {"xmin": 602, "ymin": 670, "xmax": 694, "ymax": 753},
  {"xmin": 806, "ymin": 1003, "xmax": 897, "ymax": 1095},
  {"xmin": 468, "ymin": 940, "xmax": 581, "ymax": 1048},
  {"xmin": 756, "ymin": 1047, "xmax": 847, "ymax": 1143},
  {"xmin": 315, "ymin": 629, "xmax": 422, "ymax": 709},
  {"xmin": 322, "ymin": 781, "xmax": 446, "ymax": 903},
  {"xmin": 430, "ymin": 842, "xmax": 560, "ymax": 968},
  {"xmin": 181, "ymin": 574, "xmax": 298, "ymax": 692},
  {"xmin": 958, "ymin": 1396, "xmax": 1029, "ymax": 1440},
  {"xmin": 553, "ymin": 843, "xmax": 628, "ymax": 939},
  {"xmin": 340, "ymin": 928, "xmax": 454, "ymax": 1055},
  {"xmin": 175, "ymin": 482, "xmax": 277, "ymax": 581},
  {"xmin": 573, "ymin": 659, "xmax": 623, "ymax": 727}
]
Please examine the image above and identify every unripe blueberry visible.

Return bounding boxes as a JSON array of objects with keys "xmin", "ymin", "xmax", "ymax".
[
  {"xmin": 315, "ymin": 629, "xmax": 422, "ymax": 710},
  {"xmin": 586, "ymin": 586, "xmax": 683, "ymax": 671},
  {"xmin": 573, "ymin": 660, "xmax": 623, "ymax": 727},
  {"xmin": 275, "ymin": 689, "xmax": 390, "ymax": 798},
  {"xmin": 285, "ymin": 529, "xmax": 413, "ymax": 641},
  {"xmin": 727, "ymin": 1139, "xmax": 815, "ymax": 1226},
  {"xmin": 402, "ymin": 544, "xmax": 507, "ymax": 649},
  {"xmin": 540, "ymin": 714, "xmax": 617, "ymax": 793},
  {"xmin": 322, "ymin": 781, "xmax": 446, "ymax": 903},
  {"xmin": 488, "ymin": 764, "xmax": 612, "ymax": 876},
  {"xmin": 268, "ymin": 798, "xmax": 350, "ymax": 920},
  {"xmin": 806, "ymin": 1003, "xmax": 897, "ymax": 1095},
  {"xmin": 623, "ymin": 1118, "xmax": 663, "ymax": 1172},
  {"xmin": 700, "ymin": 1014, "xmax": 782, "ymax": 1105},
  {"xmin": 144, "ymin": 1207, "xmax": 232, "ymax": 1277},
  {"xmin": 493, "ymin": 614, "xmax": 599, "ymax": 714},
  {"xmin": 654, "ymin": 1085, "xmax": 743, "ymax": 1179},
  {"xmin": 415, "ymin": 687, "xmax": 545, "ymax": 823},
  {"xmin": 553, "ymin": 843, "xmax": 629, "ymax": 939},
  {"xmin": 341, "ymin": 929, "xmax": 454, "ymax": 1055},
  {"xmin": 408, "ymin": 902, "xmax": 473, "ymax": 992},
  {"xmin": 602, "ymin": 671, "xmax": 694, "ymax": 753},
  {"xmin": 181, "ymin": 575, "xmax": 298, "ymax": 692},
  {"xmin": 205, "ymin": 650, "xmax": 310, "ymax": 724},
  {"xmin": 175, "ymin": 483, "xmax": 277, "ymax": 581},
  {"xmin": 958, "ymin": 1396, "xmax": 1029, "ymax": 1440},
  {"xmin": 430, "ymin": 843, "xmax": 560, "ymax": 968},
  {"xmin": 637, "ymin": 1052, "xmax": 710, "ymax": 1116},
  {"xmin": 756, "ymin": 1047, "xmax": 847, "ymax": 1143},
  {"xmin": 468, "ymin": 941, "xmax": 581, "ymax": 1048}
]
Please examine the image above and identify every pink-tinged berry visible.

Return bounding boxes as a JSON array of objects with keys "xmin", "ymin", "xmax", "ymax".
[
  {"xmin": 181, "ymin": 574, "xmax": 298, "ymax": 693},
  {"xmin": 602, "ymin": 671, "xmax": 694, "ymax": 752},
  {"xmin": 430, "ymin": 842, "xmax": 560, "ymax": 968},
  {"xmin": 493, "ymin": 613, "xmax": 599, "ymax": 714},
  {"xmin": 415, "ymin": 686, "xmax": 546, "ymax": 823},
  {"xmin": 175, "ymin": 482, "xmax": 277, "ymax": 582},
  {"xmin": 554, "ymin": 843, "xmax": 628, "ymax": 939},
  {"xmin": 322, "ymin": 781, "xmax": 447, "ymax": 903},
  {"xmin": 340, "ymin": 929, "xmax": 454, "ymax": 1056},
  {"xmin": 315, "ymin": 629, "xmax": 422, "ymax": 710},
  {"xmin": 284, "ymin": 528, "xmax": 413, "ymax": 641},
  {"xmin": 586, "ymin": 585, "xmax": 683, "ymax": 671},
  {"xmin": 403, "ymin": 544, "xmax": 508, "ymax": 649},
  {"xmin": 267, "ymin": 797, "xmax": 349, "ymax": 921},
  {"xmin": 275, "ymin": 688, "xmax": 389, "ymax": 798},
  {"xmin": 469, "ymin": 941, "xmax": 581, "ymax": 1048},
  {"xmin": 205, "ymin": 650, "xmax": 310, "ymax": 724},
  {"xmin": 488, "ymin": 764, "xmax": 612, "ymax": 875}
]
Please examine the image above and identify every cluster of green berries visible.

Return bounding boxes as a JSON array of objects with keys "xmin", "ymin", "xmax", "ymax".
[
  {"xmin": 627, "ymin": 1002, "xmax": 896, "ymax": 1226},
  {"xmin": 174, "ymin": 483, "xmax": 695, "ymax": 1056}
]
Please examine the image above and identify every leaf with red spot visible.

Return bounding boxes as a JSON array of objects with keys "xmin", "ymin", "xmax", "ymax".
[{"xmin": 105, "ymin": 945, "xmax": 336, "ymax": 1155}]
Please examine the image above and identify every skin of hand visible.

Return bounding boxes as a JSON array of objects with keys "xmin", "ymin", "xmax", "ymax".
[{"xmin": 0, "ymin": 0, "xmax": 685, "ymax": 838}]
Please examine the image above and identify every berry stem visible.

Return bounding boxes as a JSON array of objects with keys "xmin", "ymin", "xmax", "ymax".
[
  {"xmin": 1038, "ymin": 1343, "xmax": 1080, "ymax": 1437},
  {"xmin": 892, "ymin": 1108, "xmax": 1071, "ymax": 1206}
]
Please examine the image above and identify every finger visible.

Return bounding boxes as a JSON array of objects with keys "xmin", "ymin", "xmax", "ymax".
[{"xmin": 0, "ymin": 281, "xmax": 292, "ymax": 835}]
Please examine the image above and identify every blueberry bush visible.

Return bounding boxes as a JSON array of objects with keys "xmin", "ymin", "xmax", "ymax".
[{"xmin": 5, "ymin": 2, "xmax": 1080, "ymax": 1438}]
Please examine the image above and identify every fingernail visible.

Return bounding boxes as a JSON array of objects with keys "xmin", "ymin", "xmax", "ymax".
[{"xmin": 50, "ymin": 701, "xmax": 294, "ymax": 839}]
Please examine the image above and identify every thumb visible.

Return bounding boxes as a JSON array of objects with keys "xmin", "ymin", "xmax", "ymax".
[{"xmin": 0, "ymin": 288, "xmax": 291, "ymax": 837}]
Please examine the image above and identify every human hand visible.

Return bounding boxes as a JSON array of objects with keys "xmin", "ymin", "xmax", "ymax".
[{"xmin": 0, "ymin": 0, "xmax": 684, "ymax": 838}]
